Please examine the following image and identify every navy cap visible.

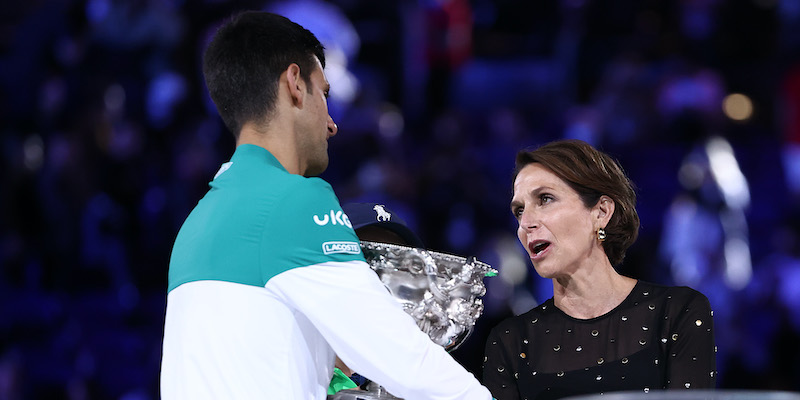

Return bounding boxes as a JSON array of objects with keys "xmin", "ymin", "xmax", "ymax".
[{"xmin": 342, "ymin": 203, "xmax": 425, "ymax": 248}]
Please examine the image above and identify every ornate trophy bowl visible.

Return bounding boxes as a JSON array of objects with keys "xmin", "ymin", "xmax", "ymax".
[{"xmin": 329, "ymin": 241, "xmax": 497, "ymax": 400}]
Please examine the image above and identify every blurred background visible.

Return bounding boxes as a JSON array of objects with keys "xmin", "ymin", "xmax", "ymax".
[{"xmin": 2, "ymin": 0, "xmax": 800, "ymax": 398}]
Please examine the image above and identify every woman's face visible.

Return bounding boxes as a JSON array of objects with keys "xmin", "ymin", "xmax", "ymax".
[{"xmin": 511, "ymin": 163, "xmax": 604, "ymax": 279}]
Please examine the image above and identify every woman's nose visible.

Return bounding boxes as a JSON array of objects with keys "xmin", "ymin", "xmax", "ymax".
[{"xmin": 520, "ymin": 210, "xmax": 539, "ymax": 230}]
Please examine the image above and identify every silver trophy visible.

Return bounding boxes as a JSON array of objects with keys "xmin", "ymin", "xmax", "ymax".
[{"xmin": 329, "ymin": 241, "xmax": 497, "ymax": 400}]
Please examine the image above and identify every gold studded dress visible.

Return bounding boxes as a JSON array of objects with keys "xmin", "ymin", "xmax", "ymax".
[{"xmin": 482, "ymin": 281, "xmax": 716, "ymax": 400}]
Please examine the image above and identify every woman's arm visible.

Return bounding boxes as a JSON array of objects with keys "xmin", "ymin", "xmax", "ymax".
[{"xmin": 665, "ymin": 289, "xmax": 717, "ymax": 389}]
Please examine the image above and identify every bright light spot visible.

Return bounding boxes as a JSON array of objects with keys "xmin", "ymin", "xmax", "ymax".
[
  {"xmin": 706, "ymin": 136, "xmax": 750, "ymax": 209},
  {"xmin": 147, "ymin": 71, "xmax": 187, "ymax": 128},
  {"xmin": 722, "ymin": 93, "xmax": 753, "ymax": 121},
  {"xmin": 724, "ymin": 238, "xmax": 752, "ymax": 290},
  {"xmin": 325, "ymin": 48, "xmax": 358, "ymax": 104}
]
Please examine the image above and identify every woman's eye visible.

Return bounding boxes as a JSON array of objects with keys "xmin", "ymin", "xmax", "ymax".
[
  {"xmin": 539, "ymin": 194, "xmax": 553, "ymax": 205},
  {"xmin": 512, "ymin": 207, "xmax": 523, "ymax": 219}
]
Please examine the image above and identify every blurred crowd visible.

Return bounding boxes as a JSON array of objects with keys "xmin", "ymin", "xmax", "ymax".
[{"xmin": 2, "ymin": 0, "xmax": 800, "ymax": 398}]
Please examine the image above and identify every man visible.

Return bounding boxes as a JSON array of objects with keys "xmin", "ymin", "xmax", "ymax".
[{"xmin": 160, "ymin": 11, "xmax": 492, "ymax": 400}]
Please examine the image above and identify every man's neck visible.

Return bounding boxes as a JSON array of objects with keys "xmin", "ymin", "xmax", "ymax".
[{"xmin": 237, "ymin": 121, "xmax": 302, "ymax": 175}]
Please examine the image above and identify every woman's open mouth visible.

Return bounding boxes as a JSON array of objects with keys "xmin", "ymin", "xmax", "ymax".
[{"xmin": 529, "ymin": 240, "xmax": 551, "ymax": 260}]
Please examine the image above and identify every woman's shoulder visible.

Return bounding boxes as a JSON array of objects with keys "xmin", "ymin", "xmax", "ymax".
[
  {"xmin": 490, "ymin": 298, "xmax": 556, "ymax": 333},
  {"xmin": 640, "ymin": 280, "xmax": 707, "ymax": 297},
  {"xmin": 638, "ymin": 280, "xmax": 711, "ymax": 308}
]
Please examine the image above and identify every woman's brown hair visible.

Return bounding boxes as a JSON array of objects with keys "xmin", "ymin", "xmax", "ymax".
[{"xmin": 513, "ymin": 139, "xmax": 640, "ymax": 266}]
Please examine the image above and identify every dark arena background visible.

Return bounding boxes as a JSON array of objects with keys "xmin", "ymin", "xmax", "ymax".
[{"xmin": 3, "ymin": 0, "xmax": 800, "ymax": 398}]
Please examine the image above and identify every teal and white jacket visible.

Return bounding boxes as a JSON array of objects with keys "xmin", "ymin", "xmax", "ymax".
[{"xmin": 160, "ymin": 144, "xmax": 491, "ymax": 400}]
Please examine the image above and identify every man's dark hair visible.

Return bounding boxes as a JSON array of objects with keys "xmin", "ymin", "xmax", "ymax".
[{"xmin": 202, "ymin": 11, "xmax": 326, "ymax": 137}]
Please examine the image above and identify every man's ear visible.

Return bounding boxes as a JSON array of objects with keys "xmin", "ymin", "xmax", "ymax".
[
  {"xmin": 286, "ymin": 63, "xmax": 304, "ymax": 107},
  {"xmin": 595, "ymin": 195, "xmax": 615, "ymax": 228}
]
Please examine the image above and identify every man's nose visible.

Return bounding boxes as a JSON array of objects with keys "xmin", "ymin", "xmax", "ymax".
[{"xmin": 327, "ymin": 117, "xmax": 338, "ymax": 136}]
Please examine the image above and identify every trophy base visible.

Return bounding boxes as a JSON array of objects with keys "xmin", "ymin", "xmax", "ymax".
[{"xmin": 327, "ymin": 382, "xmax": 403, "ymax": 400}]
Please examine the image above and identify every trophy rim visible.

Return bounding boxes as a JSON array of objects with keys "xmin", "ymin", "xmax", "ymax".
[{"xmin": 359, "ymin": 240, "xmax": 498, "ymax": 276}]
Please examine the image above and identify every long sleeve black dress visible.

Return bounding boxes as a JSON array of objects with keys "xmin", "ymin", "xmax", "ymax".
[{"xmin": 483, "ymin": 281, "xmax": 716, "ymax": 400}]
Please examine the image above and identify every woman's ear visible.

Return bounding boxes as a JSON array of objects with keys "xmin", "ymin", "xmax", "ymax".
[{"xmin": 595, "ymin": 195, "xmax": 615, "ymax": 228}]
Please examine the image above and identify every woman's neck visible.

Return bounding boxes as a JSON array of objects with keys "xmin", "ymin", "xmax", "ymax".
[{"xmin": 552, "ymin": 264, "xmax": 637, "ymax": 320}]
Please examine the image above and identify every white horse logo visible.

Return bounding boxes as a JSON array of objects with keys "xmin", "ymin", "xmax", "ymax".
[{"xmin": 374, "ymin": 205, "xmax": 392, "ymax": 222}]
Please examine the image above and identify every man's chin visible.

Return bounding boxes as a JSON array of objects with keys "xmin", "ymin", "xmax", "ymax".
[{"xmin": 303, "ymin": 159, "xmax": 329, "ymax": 177}]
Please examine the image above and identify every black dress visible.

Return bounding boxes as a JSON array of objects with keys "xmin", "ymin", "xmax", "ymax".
[{"xmin": 482, "ymin": 281, "xmax": 716, "ymax": 400}]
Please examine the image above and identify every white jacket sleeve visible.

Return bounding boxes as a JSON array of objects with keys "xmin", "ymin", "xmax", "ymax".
[{"xmin": 265, "ymin": 260, "xmax": 493, "ymax": 400}]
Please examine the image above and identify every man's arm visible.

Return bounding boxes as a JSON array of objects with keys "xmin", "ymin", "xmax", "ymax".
[{"xmin": 266, "ymin": 259, "xmax": 493, "ymax": 400}]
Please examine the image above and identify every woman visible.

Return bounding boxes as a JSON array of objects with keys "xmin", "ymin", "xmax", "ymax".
[{"xmin": 483, "ymin": 140, "xmax": 716, "ymax": 400}]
